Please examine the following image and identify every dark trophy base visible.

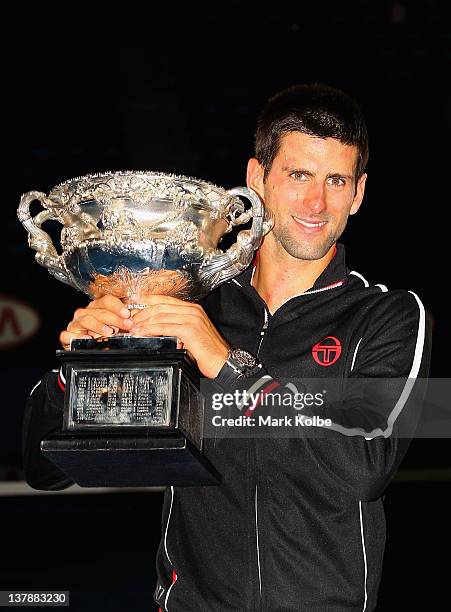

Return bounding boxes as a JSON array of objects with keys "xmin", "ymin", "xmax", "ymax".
[
  {"xmin": 40, "ymin": 336, "xmax": 220, "ymax": 487},
  {"xmin": 41, "ymin": 433, "xmax": 219, "ymax": 487}
]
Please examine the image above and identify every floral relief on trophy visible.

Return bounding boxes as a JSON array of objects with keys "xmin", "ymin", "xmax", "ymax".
[
  {"xmin": 89, "ymin": 267, "xmax": 192, "ymax": 302},
  {"xmin": 51, "ymin": 172, "xmax": 227, "ymax": 215}
]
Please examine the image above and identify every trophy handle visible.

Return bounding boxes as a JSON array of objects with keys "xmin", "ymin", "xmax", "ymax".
[
  {"xmin": 199, "ymin": 186, "xmax": 273, "ymax": 291},
  {"xmin": 18, "ymin": 190, "xmax": 72, "ymax": 286}
]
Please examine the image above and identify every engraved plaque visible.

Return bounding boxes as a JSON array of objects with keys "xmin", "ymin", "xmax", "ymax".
[{"xmin": 67, "ymin": 367, "xmax": 173, "ymax": 428}]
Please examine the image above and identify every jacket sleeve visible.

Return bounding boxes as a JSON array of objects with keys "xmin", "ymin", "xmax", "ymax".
[
  {"xmin": 298, "ymin": 290, "xmax": 432, "ymax": 501},
  {"xmin": 22, "ymin": 370, "xmax": 74, "ymax": 491}
]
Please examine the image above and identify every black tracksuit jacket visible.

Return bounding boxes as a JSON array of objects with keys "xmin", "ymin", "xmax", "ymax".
[{"xmin": 22, "ymin": 244, "xmax": 431, "ymax": 612}]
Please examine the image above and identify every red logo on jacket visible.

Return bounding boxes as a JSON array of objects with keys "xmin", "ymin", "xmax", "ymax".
[{"xmin": 312, "ymin": 336, "xmax": 342, "ymax": 366}]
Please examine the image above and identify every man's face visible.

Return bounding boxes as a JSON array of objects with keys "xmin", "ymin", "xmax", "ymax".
[{"xmin": 247, "ymin": 132, "xmax": 366, "ymax": 260}]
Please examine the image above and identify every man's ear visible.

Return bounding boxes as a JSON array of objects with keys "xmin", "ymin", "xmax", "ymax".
[
  {"xmin": 246, "ymin": 158, "xmax": 265, "ymax": 200},
  {"xmin": 350, "ymin": 173, "xmax": 367, "ymax": 215}
]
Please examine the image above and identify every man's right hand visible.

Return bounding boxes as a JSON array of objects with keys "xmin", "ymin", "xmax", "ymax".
[{"xmin": 59, "ymin": 295, "xmax": 133, "ymax": 350}]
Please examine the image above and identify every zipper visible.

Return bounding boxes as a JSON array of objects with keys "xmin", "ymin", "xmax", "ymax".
[
  {"xmin": 253, "ymin": 307, "xmax": 268, "ymax": 607},
  {"xmin": 243, "ymin": 270, "xmax": 344, "ymax": 609},
  {"xmin": 256, "ymin": 307, "xmax": 269, "ymax": 357},
  {"xmin": 255, "ymin": 483, "xmax": 262, "ymax": 599}
]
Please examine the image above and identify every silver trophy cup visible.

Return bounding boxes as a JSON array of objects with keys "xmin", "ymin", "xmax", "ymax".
[{"xmin": 18, "ymin": 171, "xmax": 273, "ymax": 487}]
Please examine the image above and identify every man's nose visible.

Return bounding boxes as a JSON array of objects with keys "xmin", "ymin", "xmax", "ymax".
[{"xmin": 303, "ymin": 183, "xmax": 327, "ymax": 214}]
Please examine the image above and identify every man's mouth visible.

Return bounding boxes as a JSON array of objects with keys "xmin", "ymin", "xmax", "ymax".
[{"xmin": 292, "ymin": 216, "xmax": 327, "ymax": 229}]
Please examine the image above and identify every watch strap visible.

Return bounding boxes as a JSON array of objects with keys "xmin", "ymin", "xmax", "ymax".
[{"xmin": 214, "ymin": 349, "xmax": 264, "ymax": 390}]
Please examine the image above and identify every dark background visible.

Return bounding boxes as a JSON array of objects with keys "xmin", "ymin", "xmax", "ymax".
[{"xmin": 1, "ymin": 2, "xmax": 449, "ymax": 610}]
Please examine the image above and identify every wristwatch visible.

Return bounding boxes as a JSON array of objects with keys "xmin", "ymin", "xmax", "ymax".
[{"xmin": 214, "ymin": 348, "xmax": 261, "ymax": 389}]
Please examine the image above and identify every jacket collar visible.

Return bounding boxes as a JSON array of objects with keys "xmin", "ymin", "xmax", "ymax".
[{"xmin": 233, "ymin": 242, "xmax": 348, "ymax": 295}]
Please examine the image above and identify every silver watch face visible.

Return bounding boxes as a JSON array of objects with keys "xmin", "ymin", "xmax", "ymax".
[{"xmin": 229, "ymin": 349, "xmax": 257, "ymax": 369}]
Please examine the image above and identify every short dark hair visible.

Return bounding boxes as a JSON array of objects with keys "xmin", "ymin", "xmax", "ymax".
[{"xmin": 255, "ymin": 83, "xmax": 369, "ymax": 181}]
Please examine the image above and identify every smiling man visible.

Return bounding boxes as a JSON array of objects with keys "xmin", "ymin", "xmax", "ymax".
[
  {"xmin": 246, "ymin": 129, "xmax": 366, "ymax": 312},
  {"xmin": 23, "ymin": 84, "xmax": 431, "ymax": 612}
]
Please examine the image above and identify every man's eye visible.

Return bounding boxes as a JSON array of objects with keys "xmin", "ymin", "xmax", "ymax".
[
  {"xmin": 327, "ymin": 177, "xmax": 346, "ymax": 187},
  {"xmin": 290, "ymin": 172, "xmax": 308, "ymax": 181}
]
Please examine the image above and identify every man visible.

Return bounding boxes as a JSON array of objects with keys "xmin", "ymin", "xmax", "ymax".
[{"xmin": 23, "ymin": 84, "xmax": 431, "ymax": 611}]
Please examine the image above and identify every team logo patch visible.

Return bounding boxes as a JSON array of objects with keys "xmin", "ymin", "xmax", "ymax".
[{"xmin": 312, "ymin": 336, "xmax": 342, "ymax": 366}]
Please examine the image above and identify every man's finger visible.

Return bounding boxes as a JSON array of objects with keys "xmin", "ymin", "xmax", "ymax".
[
  {"xmin": 137, "ymin": 294, "xmax": 188, "ymax": 308},
  {"xmin": 67, "ymin": 314, "xmax": 116, "ymax": 337},
  {"xmin": 131, "ymin": 312, "xmax": 202, "ymax": 334},
  {"xmin": 131, "ymin": 304, "xmax": 201, "ymax": 325},
  {"xmin": 73, "ymin": 309, "xmax": 133, "ymax": 332},
  {"xmin": 59, "ymin": 330, "xmax": 93, "ymax": 350},
  {"xmin": 131, "ymin": 322, "xmax": 186, "ymax": 338},
  {"xmin": 87, "ymin": 295, "xmax": 131, "ymax": 318}
]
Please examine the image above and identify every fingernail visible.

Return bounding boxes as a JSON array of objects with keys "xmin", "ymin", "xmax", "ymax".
[
  {"xmin": 120, "ymin": 308, "xmax": 130, "ymax": 317},
  {"xmin": 103, "ymin": 325, "xmax": 113, "ymax": 335},
  {"xmin": 122, "ymin": 319, "xmax": 133, "ymax": 328}
]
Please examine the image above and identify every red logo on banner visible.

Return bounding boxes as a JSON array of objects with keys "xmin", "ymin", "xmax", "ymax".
[
  {"xmin": 312, "ymin": 336, "xmax": 342, "ymax": 366},
  {"xmin": 0, "ymin": 295, "xmax": 40, "ymax": 350}
]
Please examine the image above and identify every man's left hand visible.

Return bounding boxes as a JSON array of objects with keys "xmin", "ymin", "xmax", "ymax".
[{"xmin": 130, "ymin": 295, "xmax": 229, "ymax": 379}]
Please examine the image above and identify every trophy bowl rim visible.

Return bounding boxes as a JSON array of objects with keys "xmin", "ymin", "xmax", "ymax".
[{"xmin": 50, "ymin": 170, "xmax": 230, "ymax": 196}]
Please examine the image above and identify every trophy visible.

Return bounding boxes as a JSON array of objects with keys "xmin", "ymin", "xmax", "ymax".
[{"xmin": 18, "ymin": 171, "xmax": 272, "ymax": 487}]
